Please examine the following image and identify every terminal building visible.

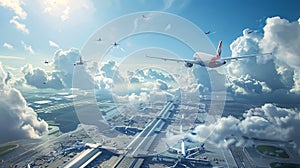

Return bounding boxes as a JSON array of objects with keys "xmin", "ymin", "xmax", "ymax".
[{"xmin": 63, "ymin": 143, "xmax": 101, "ymax": 168}]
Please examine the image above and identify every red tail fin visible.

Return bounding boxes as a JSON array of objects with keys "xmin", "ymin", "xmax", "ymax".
[{"xmin": 216, "ymin": 40, "xmax": 222, "ymax": 58}]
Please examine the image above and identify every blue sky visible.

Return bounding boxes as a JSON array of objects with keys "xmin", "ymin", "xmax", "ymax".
[{"xmin": 0, "ymin": 0, "xmax": 299, "ymax": 68}]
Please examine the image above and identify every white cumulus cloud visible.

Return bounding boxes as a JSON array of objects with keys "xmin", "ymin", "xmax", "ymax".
[
  {"xmin": 54, "ymin": 48, "xmax": 94, "ymax": 89},
  {"xmin": 3, "ymin": 42, "xmax": 14, "ymax": 50},
  {"xmin": 259, "ymin": 16, "xmax": 300, "ymax": 94},
  {"xmin": 0, "ymin": 0, "xmax": 27, "ymax": 19},
  {"xmin": 21, "ymin": 41, "xmax": 34, "ymax": 54},
  {"xmin": 9, "ymin": 16, "xmax": 29, "ymax": 34},
  {"xmin": 0, "ymin": 62, "xmax": 48, "ymax": 142},
  {"xmin": 42, "ymin": 0, "xmax": 95, "ymax": 21},
  {"xmin": 49, "ymin": 40, "xmax": 60, "ymax": 49},
  {"xmin": 225, "ymin": 16, "xmax": 300, "ymax": 100},
  {"xmin": 227, "ymin": 74, "xmax": 271, "ymax": 95},
  {"xmin": 21, "ymin": 64, "xmax": 64, "ymax": 89},
  {"xmin": 192, "ymin": 104, "xmax": 300, "ymax": 154}
]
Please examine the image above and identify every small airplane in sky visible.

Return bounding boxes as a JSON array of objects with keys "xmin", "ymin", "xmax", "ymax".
[
  {"xmin": 96, "ymin": 37, "xmax": 103, "ymax": 42},
  {"xmin": 112, "ymin": 42, "xmax": 120, "ymax": 47},
  {"xmin": 204, "ymin": 31, "xmax": 215, "ymax": 35},
  {"xmin": 204, "ymin": 30, "xmax": 216, "ymax": 35},
  {"xmin": 247, "ymin": 30, "xmax": 254, "ymax": 34},
  {"xmin": 74, "ymin": 56, "xmax": 84, "ymax": 66},
  {"xmin": 146, "ymin": 40, "xmax": 272, "ymax": 68},
  {"xmin": 142, "ymin": 14, "xmax": 147, "ymax": 19}
]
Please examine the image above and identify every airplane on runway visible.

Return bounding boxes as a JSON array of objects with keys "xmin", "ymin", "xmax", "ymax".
[
  {"xmin": 134, "ymin": 139, "xmax": 207, "ymax": 167},
  {"xmin": 146, "ymin": 40, "xmax": 272, "ymax": 68}
]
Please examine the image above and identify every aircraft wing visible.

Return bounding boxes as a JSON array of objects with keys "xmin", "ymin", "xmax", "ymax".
[
  {"xmin": 170, "ymin": 146, "xmax": 181, "ymax": 152},
  {"xmin": 221, "ymin": 52, "xmax": 272, "ymax": 61},
  {"xmin": 146, "ymin": 55, "xmax": 196, "ymax": 64},
  {"xmin": 186, "ymin": 146, "xmax": 200, "ymax": 152}
]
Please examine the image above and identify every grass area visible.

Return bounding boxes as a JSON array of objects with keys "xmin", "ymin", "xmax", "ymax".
[
  {"xmin": 48, "ymin": 130, "xmax": 59, "ymax": 135},
  {"xmin": 257, "ymin": 145, "xmax": 289, "ymax": 158},
  {"xmin": 99, "ymin": 103, "xmax": 111, "ymax": 109},
  {"xmin": 270, "ymin": 162, "xmax": 300, "ymax": 168},
  {"xmin": 46, "ymin": 120, "xmax": 60, "ymax": 126},
  {"xmin": 0, "ymin": 144, "xmax": 19, "ymax": 157}
]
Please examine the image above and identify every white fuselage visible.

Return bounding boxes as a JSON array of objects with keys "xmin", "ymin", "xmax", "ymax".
[
  {"xmin": 193, "ymin": 52, "xmax": 226, "ymax": 68},
  {"xmin": 181, "ymin": 140, "xmax": 186, "ymax": 157}
]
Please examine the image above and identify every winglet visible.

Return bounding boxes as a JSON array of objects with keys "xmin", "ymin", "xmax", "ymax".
[{"xmin": 216, "ymin": 40, "xmax": 222, "ymax": 58}]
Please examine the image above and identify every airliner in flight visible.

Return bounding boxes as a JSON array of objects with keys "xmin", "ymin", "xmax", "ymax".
[{"xmin": 146, "ymin": 41, "xmax": 272, "ymax": 68}]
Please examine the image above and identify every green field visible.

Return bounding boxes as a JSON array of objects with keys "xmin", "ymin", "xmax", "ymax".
[
  {"xmin": 48, "ymin": 130, "xmax": 60, "ymax": 135},
  {"xmin": 0, "ymin": 144, "xmax": 19, "ymax": 157},
  {"xmin": 99, "ymin": 103, "xmax": 112, "ymax": 109},
  {"xmin": 257, "ymin": 145, "xmax": 289, "ymax": 158},
  {"xmin": 270, "ymin": 162, "xmax": 300, "ymax": 168},
  {"xmin": 46, "ymin": 120, "xmax": 60, "ymax": 126}
]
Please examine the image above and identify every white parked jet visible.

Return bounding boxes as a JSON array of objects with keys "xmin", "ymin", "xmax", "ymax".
[
  {"xmin": 147, "ymin": 40, "xmax": 272, "ymax": 68},
  {"xmin": 167, "ymin": 139, "xmax": 204, "ymax": 157}
]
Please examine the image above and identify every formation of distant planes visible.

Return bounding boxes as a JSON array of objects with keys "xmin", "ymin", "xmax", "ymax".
[{"xmin": 43, "ymin": 15, "xmax": 270, "ymax": 69}]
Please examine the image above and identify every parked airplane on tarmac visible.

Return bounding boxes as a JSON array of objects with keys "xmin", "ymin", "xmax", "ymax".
[
  {"xmin": 147, "ymin": 40, "xmax": 272, "ymax": 68},
  {"xmin": 166, "ymin": 139, "xmax": 205, "ymax": 158}
]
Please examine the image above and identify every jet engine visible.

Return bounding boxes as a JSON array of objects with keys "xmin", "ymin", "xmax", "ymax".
[{"xmin": 184, "ymin": 62, "xmax": 193, "ymax": 68}]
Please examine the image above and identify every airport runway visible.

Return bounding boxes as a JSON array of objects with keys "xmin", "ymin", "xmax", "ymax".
[{"xmin": 114, "ymin": 101, "xmax": 175, "ymax": 168}]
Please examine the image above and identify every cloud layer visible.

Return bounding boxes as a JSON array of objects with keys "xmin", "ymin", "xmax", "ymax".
[
  {"xmin": 192, "ymin": 104, "xmax": 300, "ymax": 154},
  {"xmin": 221, "ymin": 16, "xmax": 300, "ymax": 103},
  {"xmin": 0, "ymin": 0, "xmax": 27, "ymax": 19},
  {"xmin": 0, "ymin": 63, "xmax": 48, "ymax": 142},
  {"xmin": 42, "ymin": 0, "xmax": 95, "ymax": 21},
  {"xmin": 10, "ymin": 16, "xmax": 29, "ymax": 34},
  {"xmin": 22, "ymin": 64, "xmax": 64, "ymax": 89},
  {"xmin": 19, "ymin": 48, "xmax": 94, "ymax": 90}
]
